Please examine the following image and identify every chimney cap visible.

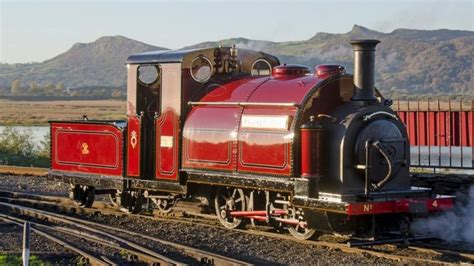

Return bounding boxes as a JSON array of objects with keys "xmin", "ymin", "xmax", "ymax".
[{"xmin": 350, "ymin": 39, "xmax": 381, "ymax": 51}]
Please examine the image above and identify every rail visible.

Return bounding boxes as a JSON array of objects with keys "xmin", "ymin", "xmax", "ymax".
[
  {"xmin": 393, "ymin": 97, "xmax": 473, "ymax": 170},
  {"xmin": 0, "ymin": 190, "xmax": 468, "ymax": 264}
]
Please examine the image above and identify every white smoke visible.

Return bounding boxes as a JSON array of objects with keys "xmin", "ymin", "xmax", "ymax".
[
  {"xmin": 234, "ymin": 41, "xmax": 271, "ymax": 53},
  {"xmin": 303, "ymin": 45, "xmax": 352, "ymax": 61},
  {"xmin": 412, "ymin": 186, "xmax": 474, "ymax": 243}
]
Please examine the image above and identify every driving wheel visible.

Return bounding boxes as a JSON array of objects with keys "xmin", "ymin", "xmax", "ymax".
[
  {"xmin": 287, "ymin": 207, "xmax": 318, "ymax": 240},
  {"xmin": 214, "ymin": 187, "xmax": 247, "ymax": 229}
]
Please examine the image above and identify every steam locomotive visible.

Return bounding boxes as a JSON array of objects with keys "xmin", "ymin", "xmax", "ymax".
[{"xmin": 48, "ymin": 39, "xmax": 453, "ymax": 243}]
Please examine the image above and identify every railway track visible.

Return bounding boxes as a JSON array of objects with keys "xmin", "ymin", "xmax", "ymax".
[
  {"xmin": 1, "ymin": 167, "xmax": 474, "ymax": 263},
  {"xmin": 0, "ymin": 189, "xmax": 472, "ymax": 264},
  {"xmin": 0, "ymin": 192, "xmax": 249, "ymax": 265}
]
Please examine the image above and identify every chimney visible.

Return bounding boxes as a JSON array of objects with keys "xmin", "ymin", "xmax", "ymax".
[{"xmin": 350, "ymin": 39, "xmax": 380, "ymax": 103}]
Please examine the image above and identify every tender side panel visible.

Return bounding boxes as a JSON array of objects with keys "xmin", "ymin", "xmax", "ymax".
[
  {"xmin": 237, "ymin": 108, "xmax": 297, "ymax": 176},
  {"xmin": 126, "ymin": 116, "xmax": 141, "ymax": 177},
  {"xmin": 183, "ymin": 106, "xmax": 241, "ymax": 172},
  {"xmin": 51, "ymin": 122, "xmax": 124, "ymax": 176}
]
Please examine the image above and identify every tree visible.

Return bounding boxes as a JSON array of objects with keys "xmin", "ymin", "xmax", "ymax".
[
  {"xmin": 0, "ymin": 127, "xmax": 50, "ymax": 167},
  {"xmin": 28, "ymin": 81, "xmax": 39, "ymax": 95},
  {"xmin": 0, "ymin": 127, "xmax": 36, "ymax": 166},
  {"xmin": 55, "ymin": 82, "xmax": 65, "ymax": 95},
  {"xmin": 44, "ymin": 82, "xmax": 54, "ymax": 96},
  {"xmin": 10, "ymin": 79, "xmax": 21, "ymax": 95}
]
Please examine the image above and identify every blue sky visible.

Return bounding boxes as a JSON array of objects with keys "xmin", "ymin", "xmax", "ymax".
[{"xmin": 1, "ymin": 0, "xmax": 473, "ymax": 63}]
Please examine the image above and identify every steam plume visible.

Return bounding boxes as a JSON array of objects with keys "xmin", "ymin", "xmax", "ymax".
[{"xmin": 412, "ymin": 186, "xmax": 474, "ymax": 244}]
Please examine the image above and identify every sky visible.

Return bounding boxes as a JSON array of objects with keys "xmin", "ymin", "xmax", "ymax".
[{"xmin": 1, "ymin": 0, "xmax": 473, "ymax": 63}]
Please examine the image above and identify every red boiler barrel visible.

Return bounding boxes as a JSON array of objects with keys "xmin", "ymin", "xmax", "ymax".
[{"xmin": 300, "ymin": 115, "xmax": 324, "ymax": 198}]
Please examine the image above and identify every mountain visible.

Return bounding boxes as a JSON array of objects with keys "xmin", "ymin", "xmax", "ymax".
[
  {"xmin": 186, "ymin": 25, "xmax": 474, "ymax": 96},
  {"xmin": 0, "ymin": 36, "xmax": 167, "ymax": 88},
  {"xmin": 1, "ymin": 26, "xmax": 473, "ymax": 96}
]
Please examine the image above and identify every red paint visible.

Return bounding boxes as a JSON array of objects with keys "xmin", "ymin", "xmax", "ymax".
[
  {"xmin": 155, "ymin": 108, "xmax": 179, "ymax": 180},
  {"xmin": 230, "ymin": 209, "xmax": 306, "ymax": 227},
  {"xmin": 51, "ymin": 122, "xmax": 124, "ymax": 176},
  {"xmin": 272, "ymin": 64, "xmax": 310, "ymax": 79},
  {"xmin": 274, "ymin": 217, "xmax": 307, "ymax": 227},
  {"xmin": 230, "ymin": 210, "xmax": 288, "ymax": 217},
  {"xmin": 184, "ymin": 129, "xmax": 231, "ymax": 164},
  {"xmin": 347, "ymin": 197, "xmax": 454, "ymax": 216},
  {"xmin": 315, "ymin": 65, "xmax": 345, "ymax": 79},
  {"xmin": 183, "ymin": 107, "xmax": 240, "ymax": 171},
  {"xmin": 126, "ymin": 116, "xmax": 141, "ymax": 177},
  {"xmin": 183, "ymin": 74, "xmax": 322, "ymax": 176},
  {"xmin": 300, "ymin": 121, "xmax": 324, "ymax": 179},
  {"xmin": 247, "ymin": 75, "xmax": 321, "ymax": 104},
  {"xmin": 238, "ymin": 130, "xmax": 292, "ymax": 175},
  {"xmin": 237, "ymin": 107, "xmax": 297, "ymax": 176}
]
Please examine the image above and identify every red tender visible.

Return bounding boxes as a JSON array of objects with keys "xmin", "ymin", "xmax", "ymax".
[{"xmin": 51, "ymin": 122, "xmax": 124, "ymax": 177}]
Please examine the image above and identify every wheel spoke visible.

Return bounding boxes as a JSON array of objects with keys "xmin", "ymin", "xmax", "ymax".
[{"xmin": 219, "ymin": 194, "xmax": 228, "ymax": 202}]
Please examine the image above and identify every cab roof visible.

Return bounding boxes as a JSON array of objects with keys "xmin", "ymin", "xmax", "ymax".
[{"xmin": 126, "ymin": 48, "xmax": 202, "ymax": 64}]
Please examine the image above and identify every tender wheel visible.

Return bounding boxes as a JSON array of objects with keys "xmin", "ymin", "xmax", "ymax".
[
  {"xmin": 80, "ymin": 186, "xmax": 95, "ymax": 208},
  {"xmin": 70, "ymin": 184, "xmax": 83, "ymax": 201},
  {"xmin": 121, "ymin": 190, "xmax": 143, "ymax": 214},
  {"xmin": 287, "ymin": 207, "xmax": 318, "ymax": 240},
  {"xmin": 214, "ymin": 187, "xmax": 247, "ymax": 229},
  {"xmin": 70, "ymin": 184, "xmax": 94, "ymax": 208},
  {"xmin": 108, "ymin": 190, "xmax": 122, "ymax": 207}
]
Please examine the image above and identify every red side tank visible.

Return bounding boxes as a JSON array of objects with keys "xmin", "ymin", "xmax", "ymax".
[{"xmin": 182, "ymin": 64, "xmax": 354, "ymax": 177}]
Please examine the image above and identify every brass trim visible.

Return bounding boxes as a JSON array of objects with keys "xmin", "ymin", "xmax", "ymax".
[{"xmin": 188, "ymin": 101, "xmax": 299, "ymax": 107}]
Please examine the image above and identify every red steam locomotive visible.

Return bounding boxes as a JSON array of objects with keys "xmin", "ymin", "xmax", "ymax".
[{"xmin": 49, "ymin": 40, "xmax": 453, "ymax": 243}]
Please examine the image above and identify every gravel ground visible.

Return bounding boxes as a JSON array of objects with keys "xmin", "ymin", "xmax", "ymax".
[
  {"xmin": 0, "ymin": 174, "xmax": 68, "ymax": 197},
  {"xmin": 0, "ymin": 221, "xmax": 79, "ymax": 264},
  {"xmin": 0, "ymin": 173, "xmax": 472, "ymax": 265},
  {"xmin": 59, "ymin": 212, "xmax": 395, "ymax": 265},
  {"xmin": 0, "ymin": 174, "xmax": 394, "ymax": 264}
]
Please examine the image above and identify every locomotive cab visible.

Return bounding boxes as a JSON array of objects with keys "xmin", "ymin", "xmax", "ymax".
[{"xmin": 124, "ymin": 47, "xmax": 280, "ymax": 188}]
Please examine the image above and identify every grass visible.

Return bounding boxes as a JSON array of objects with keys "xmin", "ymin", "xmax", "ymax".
[
  {"xmin": 0, "ymin": 254, "xmax": 46, "ymax": 265},
  {"xmin": 0, "ymin": 99, "xmax": 126, "ymax": 126}
]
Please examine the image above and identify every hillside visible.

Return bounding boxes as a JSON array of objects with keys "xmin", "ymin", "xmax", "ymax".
[
  {"xmin": 0, "ymin": 36, "xmax": 167, "ymax": 88},
  {"xmin": 1, "ymin": 26, "xmax": 473, "ymax": 96},
  {"xmin": 186, "ymin": 25, "xmax": 474, "ymax": 96}
]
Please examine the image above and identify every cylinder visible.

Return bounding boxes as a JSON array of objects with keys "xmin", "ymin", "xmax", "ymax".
[
  {"xmin": 300, "ymin": 116, "xmax": 324, "ymax": 198},
  {"xmin": 350, "ymin": 39, "xmax": 380, "ymax": 103}
]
